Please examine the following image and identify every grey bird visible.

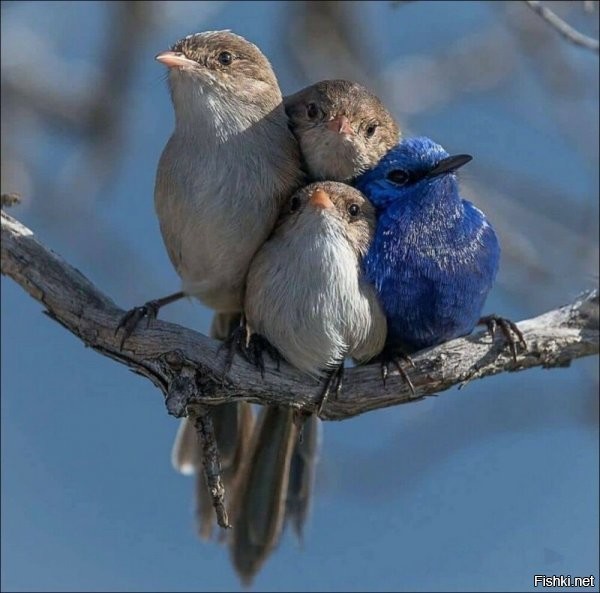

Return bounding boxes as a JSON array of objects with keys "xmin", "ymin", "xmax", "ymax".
[
  {"xmin": 284, "ymin": 79, "xmax": 400, "ymax": 182},
  {"xmin": 119, "ymin": 30, "xmax": 304, "ymax": 542},
  {"xmin": 233, "ymin": 182, "xmax": 387, "ymax": 582}
]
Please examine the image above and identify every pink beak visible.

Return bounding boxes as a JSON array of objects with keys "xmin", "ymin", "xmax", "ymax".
[
  {"xmin": 326, "ymin": 115, "xmax": 354, "ymax": 136},
  {"xmin": 155, "ymin": 51, "xmax": 197, "ymax": 69},
  {"xmin": 309, "ymin": 188, "xmax": 334, "ymax": 210}
]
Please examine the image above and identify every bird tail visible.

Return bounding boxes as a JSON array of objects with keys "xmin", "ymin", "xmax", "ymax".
[
  {"xmin": 229, "ymin": 408, "xmax": 322, "ymax": 584},
  {"xmin": 229, "ymin": 406, "xmax": 299, "ymax": 584},
  {"xmin": 171, "ymin": 311, "xmax": 322, "ymax": 581},
  {"xmin": 170, "ymin": 312, "xmax": 255, "ymax": 540},
  {"xmin": 286, "ymin": 413, "xmax": 321, "ymax": 542}
]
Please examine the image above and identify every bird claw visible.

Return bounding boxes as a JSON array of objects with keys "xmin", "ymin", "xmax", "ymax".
[
  {"xmin": 219, "ymin": 323, "xmax": 250, "ymax": 379},
  {"xmin": 317, "ymin": 363, "xmax": 344, "ymax": 415},
  {"xmin": 380, "ymin": 351, "xmax": 416, "ymax": 395},
  {"xmin": 219, "ymin": 323, "xmax": 281, "ymax": 380},
  {"xmin": 115, "ymin": 300, "xmax": 160, "ymax": 350},
  {"xmin": 479, "ymin": 314, "xmax": 527, "ymax": 363},
  {"xmin": 246, "ymin": 334, "xmax": 282, "ymax": 378}
]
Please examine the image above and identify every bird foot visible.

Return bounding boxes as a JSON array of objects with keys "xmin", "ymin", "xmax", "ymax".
[
  {"xmin": 317, "ymin": 363, "xmax": 345, "ymax": 416},
  {"xmin": 246, "ymin": 334, "xmax": 282, "ymax": 378},
  {"xmin": 115, "ymin": 291, "xmax": 185, "ymax": 350},
  {"xmin": 218, "ymin": 321, "xmax": 250, "ymax": 378},
  {"xmin": 219, "ymin": 321, "xmax": 282, "ymax": 380},
  {"xmin": 479, "ymin": 314, "xmax": 527, "ymax": 363},
  {"xmin": 115, "ymin": 300, "xmax": 161, "ymax": 349},
  {"xmin": 380, "ymin": 350, "xmax": 416, "ymax": 395}
]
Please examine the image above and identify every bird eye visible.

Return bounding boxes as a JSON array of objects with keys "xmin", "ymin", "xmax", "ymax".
[
  {"xmin": 217, "ymin": 51, "xmax": 233, "ymax": 66},
  {"xmin": 306, "ymin": 103, "xmax": 319, "ymax": 119},
  {"xmin": 386, "ymin": 169, "xmax": 410, "ymax": 186},
  {"xmin": 290, "ymin": 196, "xmax": 302, "ymax": 212},
  {"xmin": 365, "ymin": 123, "xmax": 378, "ymax": 138},
  {"xmin": 348, "ymin": 203, "xmax": 361, "ymax": 217}
]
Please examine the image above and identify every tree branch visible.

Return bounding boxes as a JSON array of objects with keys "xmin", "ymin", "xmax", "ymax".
[
  {"xmin": 2, "ymin": 210, "xmax": 598, "ymax": 422},
  {"xmin": 524, "ymin": 1, "xmax": 600, "ymax": 53}
]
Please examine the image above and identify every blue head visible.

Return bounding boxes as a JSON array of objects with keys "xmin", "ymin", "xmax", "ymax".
[{"xmin": 355, "ymin": 136, "xmax": 472, "ymax": 209}]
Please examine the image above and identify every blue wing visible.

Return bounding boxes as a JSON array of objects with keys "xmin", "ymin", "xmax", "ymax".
[{"xmin": 365, "ymin": 198, "xmax": 500, "ymax": 351}]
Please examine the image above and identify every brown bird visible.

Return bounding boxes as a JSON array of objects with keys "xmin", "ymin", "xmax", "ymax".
[
  {"xmin": 285, "ymin": 79, "xmax": 400, "ymax": 181},
  {"xmin": 118, "ymin": 30, "xmax": 305, "ymax": 556}
]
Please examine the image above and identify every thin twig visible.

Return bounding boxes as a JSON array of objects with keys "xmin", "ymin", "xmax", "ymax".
[
  {"xmin": 188, "ymin": 404, "xmax": 231, "ymax": 530},
  {"xmin": 1, "ymin": 210, "xmax": 599, "ymax": 422},
  {"xmin": 524, "ymin": 0, "xmax": 600, "ymax": 53}
]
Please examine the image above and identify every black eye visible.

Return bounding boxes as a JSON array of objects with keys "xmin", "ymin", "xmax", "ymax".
[
  {"xmin": 365, "ymin": 124, "xmax": 378, "ymax": 138},
  {"xmin": 348, "ymin": 203, "xmax": 361, "ymax": 217},
  {"xmin": 306, "ymin": 103, "xmax": 319, "ymax": 119},
  {"xmin": 218, "ymin": 51, "xmax": 233, "ymax": 66},
  {"xmin": 386, "ymin": 169, "xmax": 410, "ymax": 186},
  {"xmin": 290, "ymin": 196, "xmax": 302, "ymax": 212}
]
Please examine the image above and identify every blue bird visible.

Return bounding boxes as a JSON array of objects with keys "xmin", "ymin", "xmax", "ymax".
[{"xmin": 355, "ymin": 137, "xmax": 525, "ymax": 386}]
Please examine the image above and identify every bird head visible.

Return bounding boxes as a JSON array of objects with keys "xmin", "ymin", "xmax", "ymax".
[
  {"xmin": 156, "ymin": 30, "xmax": 282, "ymax": 117},
  {"xmin": 285, "ymin": 80, "xmax": 400, "ymax": 182},
  {"xmin": 278, "ymin": 182, "xmax": 377, "ymax": 257},
  {"xmin": 355, "ymin": 137, "xmax": 472, "ymax": 209}
]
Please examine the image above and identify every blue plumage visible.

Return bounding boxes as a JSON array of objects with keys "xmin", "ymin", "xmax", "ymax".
[{"xmin": 355, "ymin": 137, "xmax": 500, "ymax": 353}]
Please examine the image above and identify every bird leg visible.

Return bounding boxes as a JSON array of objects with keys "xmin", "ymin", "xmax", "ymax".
[
  {"xmin": 115, "ymin": 290, "xmax": 185, "ymax": 349},
  {"xmin": 246, "ymin": 334, "xmax": 283, "ymax": 378},
  {"xmin": 219, "ymin": 316, "xmax": 251, "ymax": 378},
  {"xmin": 317, "ymin": 363, "xmax": 345, "ymax": 416},
  {"xmin": 380, "ymin": 348, "xmax": 416, "ymax": 395},
  {"xmin": 220, "ymin": 319, "xmax": 282, "ymax": 379},
  {"xmin": 479, "ymin": 314, "xmax": 527, "ymax": 363}
]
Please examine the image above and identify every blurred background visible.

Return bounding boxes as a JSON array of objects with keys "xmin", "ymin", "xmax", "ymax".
[{"xmin": 1, "ymin": 1, "xmax": 598, "ymax": 591}]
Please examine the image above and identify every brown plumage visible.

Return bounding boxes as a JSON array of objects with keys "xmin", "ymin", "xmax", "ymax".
[
  {"xmin": 285, "ymin": 79, "xmax": 400, "ymax": 182},
  {"xmin": 157, "ymin": 31, "xmax": 305, "ymax": 582}
]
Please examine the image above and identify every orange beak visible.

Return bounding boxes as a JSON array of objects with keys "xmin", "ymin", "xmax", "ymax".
[
  {"xmin": 309, "ymin": 188, "xmax": 334, "ymax": 210},
  {"xmin": 326, "ymin": 115, "xmax": 353, "ymax": 136},
  {"xmin": 155, "ymin": 51, "xmax": 197, "ymax": 69}
]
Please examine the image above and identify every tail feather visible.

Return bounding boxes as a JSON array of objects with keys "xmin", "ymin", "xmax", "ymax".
[
  {"xmin": 172, "ymin": 310, "xmax": 323, "ymax": 582},
  {"xmin": 230, "ymin": 407, "xmax": 299, "ymax": 584},
  {"xmin": 286, "ymin": 414, "xmax": 321, "ymax": 541}
]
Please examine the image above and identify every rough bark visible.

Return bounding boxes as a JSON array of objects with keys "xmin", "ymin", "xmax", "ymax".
[{"xmin": 2, "ymin": 210, "xmax": 598, "ymax": 422}]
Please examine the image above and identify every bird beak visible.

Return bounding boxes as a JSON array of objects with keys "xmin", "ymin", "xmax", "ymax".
[
  {"xmin": 427, "ymin": 154, "xmax": 473, "ymax": 177},
  {"xmin": 155, "ymin": 51, "xmax": 197, "ymax": 69},
  {"xmin": 309, "ymin": 188, "xmax": 334, "ymax": 210},
  {"xmin": 326, "ymin": 115, "xmax": 354, "ymax": 136}
]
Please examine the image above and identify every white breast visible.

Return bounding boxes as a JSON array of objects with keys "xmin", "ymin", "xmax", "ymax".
[
  {"xmin": 245, "ymin": 213, "xmax": 387, "ymax": 377},
  {"xmin": 154, "ymin": 86, "xmax": 302, "ymax": 312}
]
